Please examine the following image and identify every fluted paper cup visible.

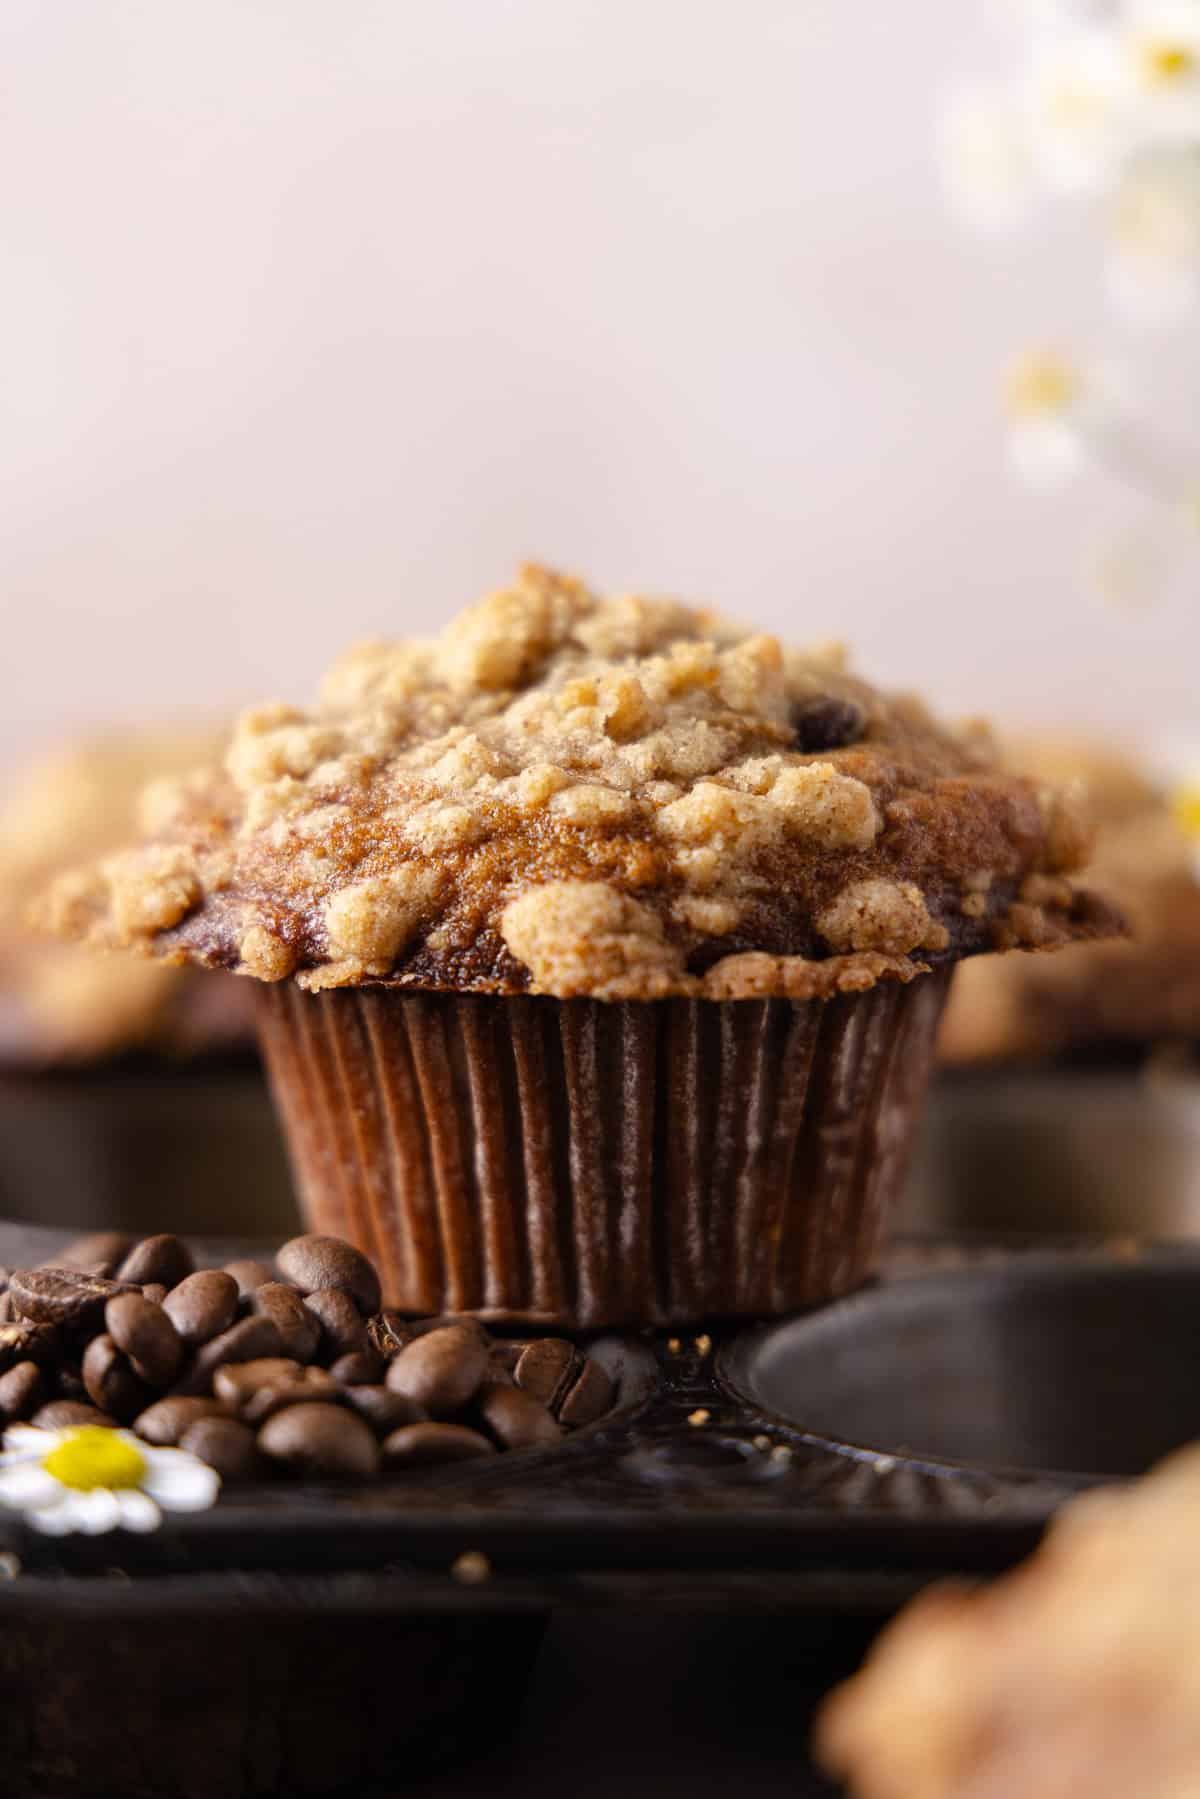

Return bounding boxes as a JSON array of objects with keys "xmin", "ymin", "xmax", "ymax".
[{"xmin": 256, "ymin": 970, "xmax": 952, "ymax": 1329}]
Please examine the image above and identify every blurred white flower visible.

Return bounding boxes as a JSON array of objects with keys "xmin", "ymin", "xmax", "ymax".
[
  {"xmin": 1106, "ymin": 150, "xmax": 1200, "ymax": 321},
  {"xmin": 0, "ymin": 1424, "xmax": 219, "ymax": 1536},
  {"xmin": 1003, "ymin": 349, "xmax": 1101, "ymax": 484},
  {"xmin": 1026, "ymin": 27, "xmax": 1127, "ymax": 188},
  {"xmin": 1121, "ymin": 3, "xmax": 1200, "ymax": 141},
  {"xmin": 938, "ymin": 81, "xmax": 1038, "ymax": 231}
]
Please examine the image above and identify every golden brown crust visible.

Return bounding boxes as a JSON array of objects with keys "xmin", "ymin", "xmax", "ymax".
[
  {"xmin": 817, "ymin": 1443, "xmax": 1200, "ymax": 1799},
  {"xmin": 940, "ymin": 735, "xmax": 1200, "ymax": 1061},
  {"xmin": 35, "ymin": 567, "xmax": 1122, "ymax": 1000}
]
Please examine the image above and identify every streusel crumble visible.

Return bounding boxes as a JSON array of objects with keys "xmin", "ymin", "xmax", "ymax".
[{"xmin": 38, "ymin": 566, "xmax": 1118, "ymax": 1001}]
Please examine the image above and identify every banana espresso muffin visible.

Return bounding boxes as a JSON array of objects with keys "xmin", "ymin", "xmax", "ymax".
[{"xmin": 36, "ymin": 566, "xmax": 1120, "ymax": 1325}]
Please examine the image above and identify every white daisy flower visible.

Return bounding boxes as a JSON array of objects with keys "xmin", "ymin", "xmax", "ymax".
[
  {"xmin": 1002, "ymin": 349, "xmax": 1104, "ymax": 484},
  {"xmin": 938, "ymin": 81, "xmax": 1038, "ymax": 233},
  {"xmin": 0, "ymin": 1424, "xmax": 219, "ymax": 1536},
  {"xmin": 1122, "ymin": 2, "xmax": 1200, "ymax": 141},
  {"xmin": 1107, "ymin": 150, "xmax": 1200, "ymax": 322},
  {"xmin": 1026, "ymin": 25, "xmax": 1127, "ymax": 189}
]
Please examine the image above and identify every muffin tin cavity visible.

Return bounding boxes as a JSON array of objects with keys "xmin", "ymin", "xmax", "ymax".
[{"xmin": 721, "ymin": 1252, "xmax": 1200, "ymax": 1480}]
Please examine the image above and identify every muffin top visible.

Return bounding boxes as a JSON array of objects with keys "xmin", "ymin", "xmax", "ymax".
[
  {"xmin": 37, "ymin": 566, "xmax": 1119, "ymax": 1001},
  {"xmin": 1, "ymin": 729, "xmax": 254, "ymax": 1063},
  {"xmin": 939, "ymin": 735, "xmax": 1200, "ymax": 1061}
]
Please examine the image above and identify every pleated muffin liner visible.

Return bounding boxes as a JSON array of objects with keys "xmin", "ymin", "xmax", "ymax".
[{"xmin": 255, "ymin": 968, "xmax": 953, "ymax": 1329}]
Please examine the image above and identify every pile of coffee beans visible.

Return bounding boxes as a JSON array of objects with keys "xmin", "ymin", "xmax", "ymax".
[{"xmin": 0, "ymin": 1231, "xmax": 615, "ymax": 1481}]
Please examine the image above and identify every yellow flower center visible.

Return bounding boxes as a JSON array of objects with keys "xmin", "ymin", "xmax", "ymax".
[
  {"xmin": 1142, "ymin": 42, "xmax": 1195, "ymax": 86},
  {"xmin": 1173, "ymin": 785, "xmax": 1200, "ymax": 842},
  {"xmin": 42, "ymin": 1427, "xmax": 147, "ymax": 1492},
  {"xmin": 1004, "ymin": 352, "xmax": 1077, "ymax": 420}
]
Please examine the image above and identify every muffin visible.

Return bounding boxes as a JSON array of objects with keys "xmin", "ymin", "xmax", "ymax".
[
  {"xmin": 0, "ymin": 730, "xmax": 252, "ymax": 1065},
  {"xmin": 0, "ymin": 731, "xmax": 295, "ymax": 1237},
  {"xmin": 35, "ymin": 565, "xmax": 1119, "ymax": 1326},
  {"xmin": 940, "ymin": 736, "xmax": 1200, "ymax": 1065},
  {"xmin": 817, "ymin": 1442, "xmax": 1200, "ymax": 1799}
]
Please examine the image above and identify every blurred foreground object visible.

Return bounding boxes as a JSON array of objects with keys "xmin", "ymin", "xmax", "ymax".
[
  {"xmin": 940, "ymin": 733, "xmax": 1200, "ymax": 1063},
  {"xmin": 817, "ymin": 1438, "xmax": 1200, "ymax": 1799},
  {"xmin": 0, "ymin": 730, "xmax": 253, "ymax": 1064}
]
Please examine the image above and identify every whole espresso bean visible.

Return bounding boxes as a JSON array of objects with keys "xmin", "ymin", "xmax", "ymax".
[
  {"xmin": 304, "ymin": 1289, "xmax": 367, "ymax": 1363},
  {"xmin": 275, "ymin": 1235, "xmax": 381, "ymax": 1317},
  {"xmin": 179, "ymin": 1416, "xmax": 262, "ymax": 1481},
  {"xmin": 381, "ymin": 1422, "xmax": 495, "ymax": 1468},
  {"xmin": 0, "ymin": 1319, "xmax": 61, "ymax": 1372},
  {"xmin": 258, "ymin": 1402, "xmax": 380, "ymax": 1478},
  {"xmin": 105, "ymin": 1293, "xmax": 183, "ymax": 1388},
  {"xmin": 142, "ymin": 1284, "xmax": 169, "ymax": 1306},
  {"xmin": 81, "ymin": 1335, "xmax": 153, "ymax": 1422},
  {"xmin": 487, "ymin": 1341, "xmax": 522, "ymax": 1378},
  {"xmin": 178, "ymin": 1315, "xmax": 285, "ymax": 1395},
  {"xmin": 0, "ymin": 1360, "xmax": 44, "ymax": 1421},
  {"xmin": 134, "ymin": 1395, "xmax": 229, "ymax": 1446},
  {"xmin": 513, "ymin": 1339, "xmax": 578, "ymax": 1408},
  {"xmin": 212, "ymin": 1358, "xmax": 302, "ymax": 1408},
  {"xmin": 366, "ymin": 1310, "xmax": 413, "ymax": 1361},
  {"xmin": 342, "ymin": 1385, "xmax": 427, "ymax": 1435},
  {"xmin": 476, "ymin": 1380, "xmax": 562, "ymax": 1451},
  {"xmin": 407, "ymin": 1314, "xmax": 490, "ymax": 1346},
  {"xmin": 251, "ymin": 1284, "xmax": 320, "ymax": 1362},
  {"xmin": 223, "ymin": 1259, "xmax": 275, "ymax": 1298},
  {"xmin": 557, "ymin": 1357, "xmax": 615, "ymax": 1429},
  {"xmin": 33, "ymin": 1399, "xmax": 116, "ymax": 1430},
  {"xmin": 386, "ymin": 1326, "xmax": 487, "ymax": 1416},
  {"xmin": 163, "ymin": 1271, "xmax": 239, "ymax": 1347},
  {"xmin": 240, "ymin": 1369, "xmax": 339, "ymax": 1425},
  {"xmin": 328, "ymin": 1349, "xmax": 384, "ymax": 1385},
  {"xmin": 9, "ymin": 1268, "xmax": 133, "ymax": 1333},
  {"xmin": 59, "ymin": 1231, "xmax": 134, "ymax": 1277},
  {"xmin": 117, "ymin": 1235, "xmax": 194, "ymax": 1290}
]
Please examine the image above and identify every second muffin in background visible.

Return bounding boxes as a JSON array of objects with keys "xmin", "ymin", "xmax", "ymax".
[{"xmin": 36, "ymin": 566, "xmax": 1120, "ymax": 1326}]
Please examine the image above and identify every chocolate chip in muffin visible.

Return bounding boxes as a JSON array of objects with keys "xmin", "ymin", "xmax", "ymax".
[{"xmin": 789, "ymin": 694, "xmax": 866, "ymax": 754}]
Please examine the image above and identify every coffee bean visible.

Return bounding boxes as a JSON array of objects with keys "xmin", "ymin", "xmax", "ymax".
[
  {"xmin": 54, "ymin": 1367, "xmax": 87, "ymax": 1400},
  {"xmin": 224, "ymin": 1259, "xmax": 276, "ymax": 1299},
  {"xmin": 163, "ymin": 1272, "xmax": 239, "ymax": 1347},
  {"xmin": 513, "ymin": 1340, "xmax": 579, "ymax": 1408},
  {"xmin": 251, "ymin": 1284, "xmax": 320, "ymax": 1362},
  {"xmin": 407, "ymin": 1314, "xmax": 490, "ymax": 1346},
  {"xmin": 790, "ymin": 694, "xmax": 866, "ymax": 754},
  {"xmin": 0, "ymin": 1319, "xmax": 61, "ymax": 1372},
  {"xmin": 557, "ymin": 1357, "xmax": 615, "ymax": 1428},
  {"xmin": 9, "ymin": 1268, "xmax": 133, "ymax": 1333},
  {"xmin": 179, "ymin": 1416, "xmax": 262, "ymax": 1481},
  {"xmin": 178, "ymin": 1315, "xmax": 285, "ymax": 1395},
  {"xmin": 212, "ymin": 1358, "xmax": 303, "ymax": 1408},
  {"xmin": 81, "ymin": 1334, "xmax": 154, "ymax": 1422},
  {"xmin": 59, "ymin": 1231, "xmax": 134, "ymax": 1277},
  {"xmin": 366, "ymin": 1310, "xmax": 413, "ymax": 1361},
  {"xmin": 275, "ymin": 1235, "xmax": 381, "ymax": 1317},
  {"xmin": 117, "ymin": 1235, "xmax": 194, "ymax": 1290},
  {"xmin": 328, "ymin": 1349, "xmax": 384, "ymax": 1385},
  {"xmin": 134, "ymin": 1395, "xmax": 230, "ymax": 1446},
  {"xmin": 0, "ymin": 1361, "xmax": 43, "ymax": 1422},
  {"xmin": 105, "ymin": 1293, "xmax": 183, "ymax": 1388},
  {"xmin": 258, "ymin": 1402, "xmax": 380, "ymax": 1478},
  {"xmin": 385, "ymin": 1326, "xmax": 487, "ymax": 1416},
  {"xmin": 304, "ymin": 1289, "xmax": 367, "ymax": 1363},
  {"xmin": 33, "ymin": 1399, "xmax": 116, "ymax": 1430},
  {"xmin": 476, "ymin": 1380, "xmax": 562, "ymax": 1450},
  {"xmin": 487, "ymin": 1341, "xmax": 523, "ymax": 1377},
  {"xmin": 342, "ymin": 1385, "xmax": 426, "ymax": 1435},
  {"xmin": 381, "ymin": 1423, "xmax": 495, "ymax": 1468},
  {"xmin": 240, "ymin": 1370, "xmax": 340, "ymax": 1426},
  {"xmin": 142, "ymin": 1284, "xmax": 169, "ymax": 1306}
]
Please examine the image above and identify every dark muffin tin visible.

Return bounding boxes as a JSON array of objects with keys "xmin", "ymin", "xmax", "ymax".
[{"xmin": 3, "ymin": 1221, "xmax": 1197, "ymax": 1796}]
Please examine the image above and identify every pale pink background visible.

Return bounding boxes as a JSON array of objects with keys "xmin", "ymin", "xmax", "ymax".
[{"xmin": 2, "ymin": 1, "xmax": 1193, "ymax": 771}]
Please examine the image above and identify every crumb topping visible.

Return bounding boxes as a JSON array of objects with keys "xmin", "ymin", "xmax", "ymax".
[{"xmin": 35, "ymin": 566, "xmax": 1120, "ymax": 1000}]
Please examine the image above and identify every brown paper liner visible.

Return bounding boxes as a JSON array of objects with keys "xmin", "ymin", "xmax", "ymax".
[{"xmin": 256, "ymin": 970, "xmax": 952, "ymax": 1328}]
